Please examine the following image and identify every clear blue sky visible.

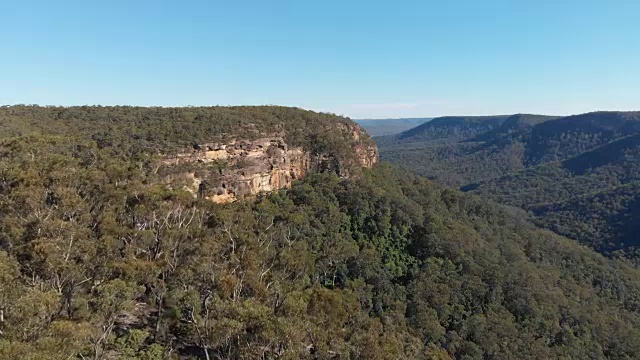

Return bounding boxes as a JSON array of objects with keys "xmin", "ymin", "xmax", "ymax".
[{"xmin": 1, "ymin": 0, "xmax": 638, "ymax": 118}]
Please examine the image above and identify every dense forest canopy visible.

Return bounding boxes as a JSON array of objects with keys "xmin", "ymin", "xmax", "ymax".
[
  {"xmin": 0, "ymin": 105, "xmax": 374, "ymax": 158},
  {"xmin": 378, "ymin": 111, "xmax": 640, "ymax": 263},
  {"xmin": 2, "ymin": 106, "xmax": 640, "ymax": 359}
]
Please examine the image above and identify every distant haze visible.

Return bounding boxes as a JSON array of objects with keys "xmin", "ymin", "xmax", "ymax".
[{"xmin": 354, "ymin": 118, "xmax": 432, "ymax": 136}]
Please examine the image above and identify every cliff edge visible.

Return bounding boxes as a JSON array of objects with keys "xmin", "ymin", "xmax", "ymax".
[{"xmin": 163, "ymin": 123, "xmax": 378, "ymax": 203}]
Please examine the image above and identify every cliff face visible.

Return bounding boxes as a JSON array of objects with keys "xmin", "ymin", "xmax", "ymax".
[
  {"xmin": 0, "ymin": 105, "xmax": 377, "ymax": 203},
  {"xmin": 348, "ymin": 124, "xmax": 379, "ymax": 168},
  {"xmin": 164, "ymin": 124, "xmax": 378, "ymax": 203}
]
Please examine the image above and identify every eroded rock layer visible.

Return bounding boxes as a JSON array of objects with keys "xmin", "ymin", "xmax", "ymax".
[{"xmin": 164, "ymin": 125, "xmax": 377, "ymax": 203}]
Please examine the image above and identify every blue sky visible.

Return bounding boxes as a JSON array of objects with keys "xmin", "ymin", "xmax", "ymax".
[{"xmin": 1, "ymin": 0, "xmax": 638, "ymax": 118}]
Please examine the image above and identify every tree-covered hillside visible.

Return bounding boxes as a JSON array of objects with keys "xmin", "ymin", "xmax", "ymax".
[
  {"xmin": 2, "ymin": 106, "xmax": 640, "ymax": 359},
  {"xmin": 530, "ymin": 181, "xmax": 640, "ymax": 259},
  {"xmin": 378, "ymin": 111, "xmax": 640, "ymax": 262},
  {"xmin": 525, "ymin": 112, "xmax": 640, "ymax": 166},
  {"xmin": 2, "ymin": 137, "xmax": 640, "ymax": 358},
  {"xmin": 466, "ymin": 132, "xmax": 640, "ymax": 206},
  {"xmin": 0, "ymin": 105, "xmax": 375, "ymax": 159},
  {"xmin": 377, "ymin": 115, "xmax": 511, "ymax": 146},
  {"xmin": 469, "ymin": 114, "xmax": 559, "ymax": 143},
  {"xmin": 377, "ymin": 114, "xmax": 556, "ymax": 186}
]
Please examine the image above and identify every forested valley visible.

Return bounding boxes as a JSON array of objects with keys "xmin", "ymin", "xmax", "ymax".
[
  {"xmin": 378, "ymin": 111, "xmax": 640, "ymax": 263},
  {"xmin": 2, "ymin": 106, "xmax": 640, "ymax": 359}
]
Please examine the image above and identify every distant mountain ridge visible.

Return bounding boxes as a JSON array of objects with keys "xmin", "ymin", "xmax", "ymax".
[
  {"xmin": 469, "ymin": 114, "xmax": 559, "ymax": 143},
  {"xmin": 391, "ymin": 115, "xmax": 511, "ymax": 143},
  {"xmin": 378, "ymin": 110, "xmax": 640, "ymax": 261},
  {"xmin": 380, "ymin": 111, "xmax": 640, "ymax": 184},
  {"xmin": 354, "ymin": 117, "xmax": 431, "ymax": 136},
  {"xmin": 525, "ymin": 111, "xmax": 640, "ymax": 166}
]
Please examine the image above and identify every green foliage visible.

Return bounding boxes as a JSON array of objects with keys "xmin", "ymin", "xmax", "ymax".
[
  {"xmin": 0, "ymin": 105, "xmax": 374, "ymax": 167},
  {"xmin": 378, "ymin": 115, "xmax": 512, "ymax": 145},
  {"xmin": 379, "ymin": 111, "xmax": 640, "ymax": 262},
  {"xmin": 3, "ymin": 106, "xmax": 640, "ymax": 359},
  {"xmin": 530, "ymin": 181, "xmax": 640, "ymax": 261}
]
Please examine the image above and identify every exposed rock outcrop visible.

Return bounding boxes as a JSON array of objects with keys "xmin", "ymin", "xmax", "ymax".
[{"xmin": 163, "ymin": 124, "xmax": 377, "ymax": 203}]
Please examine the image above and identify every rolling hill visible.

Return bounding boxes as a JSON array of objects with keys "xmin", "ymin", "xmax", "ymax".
[
  {"xmin": 2, "ymin": 106, "xmax": 640, "ymax": 358},
  {"xmin": 378, "ymin": 111, "xmax": 640, "ymax": 262}
]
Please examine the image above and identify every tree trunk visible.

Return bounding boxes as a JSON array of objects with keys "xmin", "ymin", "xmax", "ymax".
[
  {"xmin": 0, "ymin": 308, "xmax": 4, "ymax": 336},
  {"xmin": 154, "ymin": 292, "xmax": 163, "ymax": 338}
]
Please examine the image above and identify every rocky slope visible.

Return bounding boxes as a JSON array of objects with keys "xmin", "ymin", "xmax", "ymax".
[
  {"xmin": 163, "ymin": 125, "xmax": 378, "ymax": 203},
  {"xmin": 0, "ymin": 105, "xmax": 379, "ymax": 204}
]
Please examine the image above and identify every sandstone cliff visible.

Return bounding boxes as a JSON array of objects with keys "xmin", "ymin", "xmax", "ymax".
[{"xmin": 163, "ymin": 123, "xmax": 378, "ymax": 203}]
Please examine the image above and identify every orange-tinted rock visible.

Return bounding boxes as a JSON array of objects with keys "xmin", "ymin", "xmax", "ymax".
[{"xmin": 164, "ymin": 128, "xmax": 377, "ymax": 203}]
